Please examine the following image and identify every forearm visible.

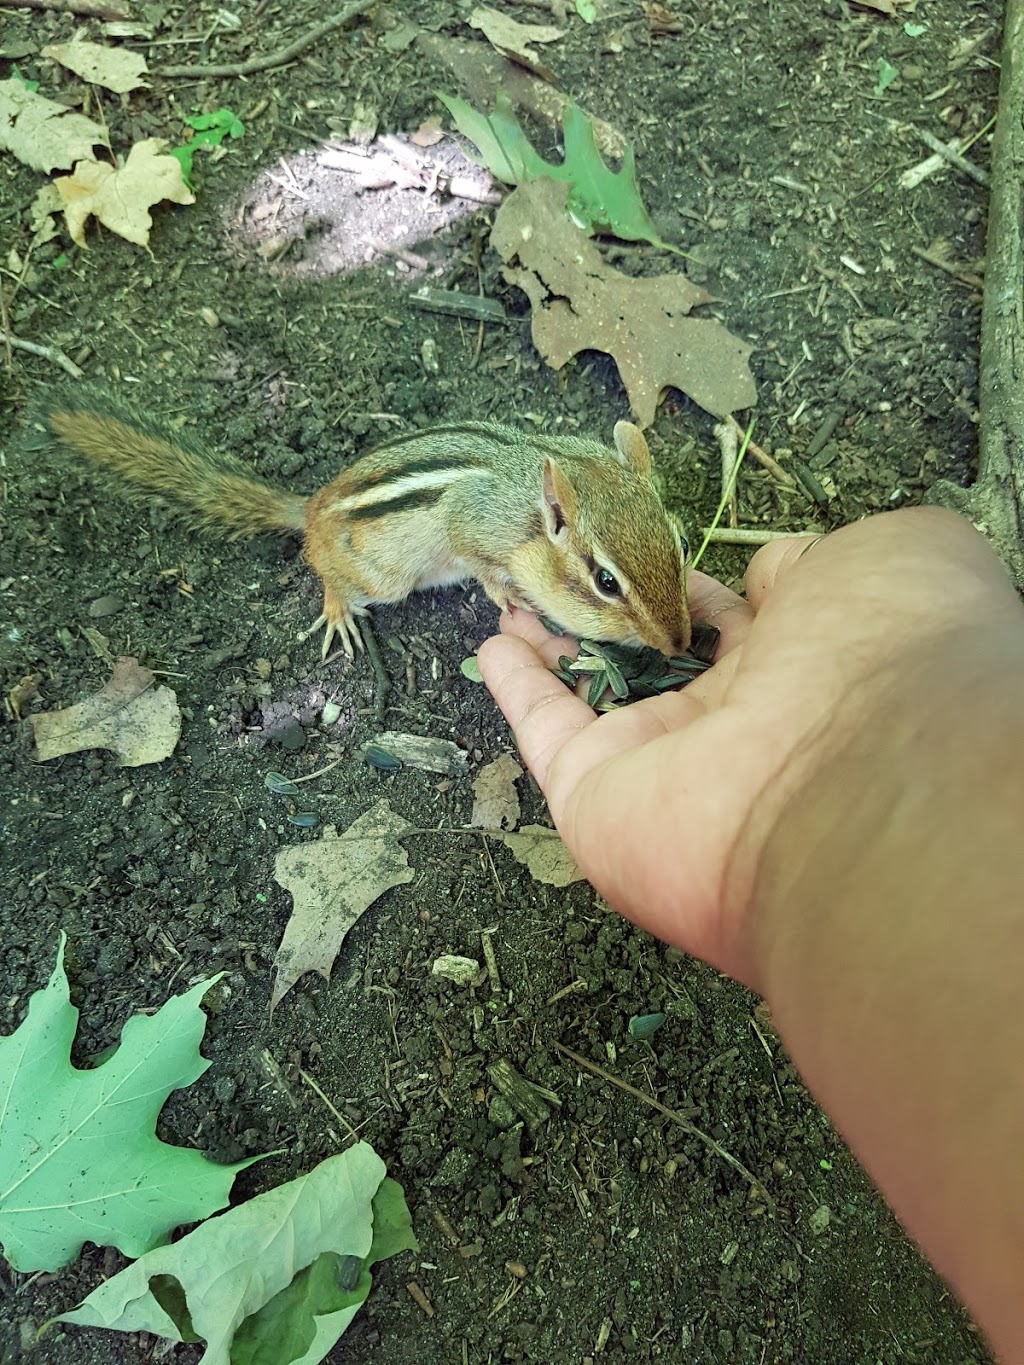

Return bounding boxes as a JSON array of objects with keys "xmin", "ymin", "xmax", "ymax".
[{"xmin": 752, "ymin": 644, "xmax": 1024, "ymax": 1360}]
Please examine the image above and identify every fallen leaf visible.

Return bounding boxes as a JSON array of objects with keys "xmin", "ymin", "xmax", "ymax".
[
  {"xmin": 470, "ymin": 754, "xmax": 522, "ymax": 830},
  {"xmin": 492, "ymin": 178, "xmax": 756, "ymax": 423},
  {"xmin": 60, "ymin": 1146, "xmax": 417, "ymax": 1362},
  {"xmin": 411, "ymin": 115, "xmax": 444, "ymax": 147},
  {"xmin": 500, "ymin": 824, "xmax": 584, "ymax": 886},
  {"xmin": 469, "ymin": 7, "xmax": 563, "ymax": 79},
  {"xmin": 54, "ymin": 137, "xmax": 195, "ymax": 248},
  {"xmin": 643, "ymin": 2, "xmax": 689, "ymax": 33},
  {"xmin": 0, "ymin": 934, "xmax": 250, "ymax": 1273},
  {"xmin": 272, "ymin": 801, "xmax": 415, "ymax": 1007},
  {"xmin": 42, "ymin": 34, "xmax": 149, "ymax": 93},
  {"xmin": 439, "ymin": 91, "xmax": 672, "ymax": 251},
  {"xmin": 851, "ymin": 0, "xmax": 896, "ymax": 12},
  {"xmin": 419, "ymin": 32, "xmax": 626, "ymax": 159},
  {"xmin": 30, "ymin": 656, "xmax": 182, "ymax": 766},
  {"xmin": 0, "ymin": 76, "xmax": 106, "ymax": 173}
]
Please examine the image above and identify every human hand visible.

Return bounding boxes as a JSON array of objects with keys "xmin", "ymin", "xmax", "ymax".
[{"xmin": 478, "ymin": 507, "xmax": 1021, "ymax": 990}]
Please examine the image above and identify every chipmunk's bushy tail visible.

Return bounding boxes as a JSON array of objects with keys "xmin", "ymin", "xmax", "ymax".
[{"xmin": 29, "ymin": 390, "xmax": 307, "ymax": 537}]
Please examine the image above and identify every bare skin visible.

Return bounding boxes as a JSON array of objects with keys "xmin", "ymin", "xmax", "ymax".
[{"xmin": 478, "ymin": 507, "xmax": 1024, "ymax": 1361}]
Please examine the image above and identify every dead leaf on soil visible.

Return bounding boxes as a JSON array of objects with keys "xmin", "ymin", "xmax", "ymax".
[
  {"xmin": 849, "ymin": 0, "xmax": 897, "ymax": 13},
  {"xmin": 30, "ymin": 657, "xmax": 182, "ymax": 766},
  {"xmin": 492, "ymin": 178, "xmax": 755, "ymax": 424},
  {"xmin": 469, "ymin": 7, "xmax": 564, "ymax": 80},
  {"xmin": 500, "ymin": 825, "xmax": 583, "ymax": 887},
  {"xmin": 0, "ymin": 77, "xmax": 106, "ymax": 173},
  {"xmin": 42, "ymin": 34, "xmax": 149, "ymax": 94},
  {"xmin": 271, "ymin": 800, "xmax": 415, "ymax": 1008},
  {"xmin": 411, "ymin": 116, "xmax": 445, "ymax": 147},
  {"xmin": 54, "ymin": 138, "xmax": 195, "ymax": 248},
  {"xmin": 470, "ymin": 754, "xmax": 523, "ymax": 830}
]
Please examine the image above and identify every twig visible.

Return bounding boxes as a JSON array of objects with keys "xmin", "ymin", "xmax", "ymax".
[
  {"xmin": 298, "ymin": 1068, "xmax": 363, "ymax": 1145},
  {"xmin": 552, "ymin": 1041, "xmax": 773, "ymax": 1204},
  {"xmin": 155, "ymin": 1, "xmax": 375, "ymax": 78},
  {"xmin": 359, "ymin": 615, "xmax": 390, "ymax": 726},
  {"xmin": 0, "ymin": 0, "xmax": 127, "ymax": 17},
  {"xmin": 910, "ymin": 244, "xmax": 984, "ymax": 291},
  {"xmin": 714, "ymin": 419, "xmax": 739, "ymax": 528},
  {"xmin": 927, "ymin": 0, "xmax": 1024, "ymax": 585},
  {"xmin": 703, "ymin": 527, "xmax": 802, "ymax": 545},
  {"xmin": 725, "ymin": 416, "xmax": 795, "ymax": 488},
  {"xmin": 914, "ymin": 126, "xmax": 990, "ymax": 186},
  {"xmin": 0, "ymin": 332, "xmax": 84, "ymax": 379}
]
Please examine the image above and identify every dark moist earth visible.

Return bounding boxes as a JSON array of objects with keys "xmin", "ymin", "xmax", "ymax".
[{"xmin": 0, "ymin": 1, "xmax": 997, "ymax": 1362}]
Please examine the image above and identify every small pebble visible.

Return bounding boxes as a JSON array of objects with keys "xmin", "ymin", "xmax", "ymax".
[
  {"xmin": 808, "ymin": 1204, "xmax": 831, "ymax": 1235},
  {"xmin": 321, "ymin": 699, "xmax": 342, "ymax": 726}
]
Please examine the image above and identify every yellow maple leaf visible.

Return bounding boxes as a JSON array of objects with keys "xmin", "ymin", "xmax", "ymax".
[{"xmin": 54, "ymin": 138, "xmax": 195, "ymax": 248}]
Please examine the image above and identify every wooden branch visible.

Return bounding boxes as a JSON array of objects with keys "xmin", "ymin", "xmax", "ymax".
[
  {"xmin": 0, "ymin": 0, "xmax": 128, "ymax": 17},
  {"xmin": 155, "ymin": 1, "xmax": 375, "ymax": 79},
  {"xmin": 928, "ymin": 0, "xmax": 1024, "ymax": 586}
]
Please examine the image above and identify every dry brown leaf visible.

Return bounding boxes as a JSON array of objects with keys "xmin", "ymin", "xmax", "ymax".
[
  {"xmin": 469, "ymin": 6, "xmax": 563, "ymax": 79},
  {"xmin": 411, "ymin": 116, "xmax": 444, "ymax": 148},
  {"xmin": 271, "ymin": 800, "xmax": 414, "ymax": 1008},
  {"xmin": 42, "ymin": 34, "xmax": 150, "ymax": 94},
  {"xmin": 850, "ymin": 0, "xmax": 896, "ymax": 13},
  {"xmin": 54, "ymin": 138, "xmax": 195, "ymax": 248},
  {"xmin": 500, "ymin": 825, "xmax": 584, "ymax": 887},
  {"xmin": 492, "ymin": 178, "xmax": 755, "ymax": 425},
  {"xmin": 30, "ymin": 657, "xmax": 182, "ymax": 766},
  {"xmin": 0, "ymin": 77, "xmax": 106, "ymax": 173},
  {"xmin": 470, "ymin": 754, "xmax": 523, "ymax": 830}
]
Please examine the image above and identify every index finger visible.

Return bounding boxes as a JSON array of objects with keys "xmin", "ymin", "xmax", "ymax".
[{"xmin": 476, "ymin": 633, "xmax": 597, "ymax": 788}]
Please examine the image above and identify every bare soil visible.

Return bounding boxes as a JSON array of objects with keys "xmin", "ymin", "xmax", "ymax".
[{"xmin": 0, "ymin": 2, "xmax": 997, "ymax": 1362}]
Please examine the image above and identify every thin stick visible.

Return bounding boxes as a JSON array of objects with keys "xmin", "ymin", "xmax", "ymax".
[
  {"xmin": 714, "ymin": 419, "xmax": 739, "ymax": 528},
  {"xmin": 0, "ymin": 332, "xmax": 84, "ymax": 379},
  {"xmin": 155, "ymin": 1, "xmax": 375, "ymax": 79},
  {"xmin": 910, "ymin": 244, "xmax": 984, "ymax": 291},
  {"xmin": 703, "ymin": 527, "xmax": 802, "ymax": 545},
  {"xmin": 552, "ymin": 1041, "xmax": 773, "ymax": 1204},
  {"xmin": 725, "ymin": 415, "xmax": 794, "ymax": 487},
  {"xmin": 0, "ymin": 0, "xmax": 127, "ymax": 17},
  {"xmin": 914, "ymin": 126, "xmax": 990, "ymax": 186},
  {"xmin": 298, "ymin": 1068, "xmax": 362, "ymax": 1145},
  {"xmin": 359, "ymin": 615, "xmax": 390, "ymax": 726}
]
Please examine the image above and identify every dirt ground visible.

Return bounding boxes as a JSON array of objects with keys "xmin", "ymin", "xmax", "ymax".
[{"xmin": 0, "ymin": 1, "xmax": 1000, "ymax": 1362}]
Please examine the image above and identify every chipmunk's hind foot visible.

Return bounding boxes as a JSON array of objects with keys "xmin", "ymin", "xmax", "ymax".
[{"xmin": 300, "ymin": 586, "xmax": 368, "ymax": 660}]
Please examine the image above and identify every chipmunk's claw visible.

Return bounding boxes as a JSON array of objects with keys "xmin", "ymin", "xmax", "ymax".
[{"xmin": 300, "ymin": 606, "xmax": 367, "ymax": 660}]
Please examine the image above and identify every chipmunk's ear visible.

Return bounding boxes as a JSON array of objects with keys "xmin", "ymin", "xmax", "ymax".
[
  {"xmin": 612, "ymin": 421, "xmax": 651, "ymax": 477},
  {"xmin": 541, "ymin": 457, "xmax": 578, "ymax": 546}
]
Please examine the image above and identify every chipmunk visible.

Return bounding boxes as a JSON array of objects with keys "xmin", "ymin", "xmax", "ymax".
[{"xmin": 31, "ymin": 392, "xmax": 692, "ymax": 660}]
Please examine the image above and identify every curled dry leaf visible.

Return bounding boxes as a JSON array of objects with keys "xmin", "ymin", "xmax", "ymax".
[
  {"xmin": 470, "ymin": 753, "xmax": 523, "ymax": 830},
  {"xmin": 492, "ymin": 178, "xmax": 756, "ymax": 424},
  {"xmin": 469, "ymin": 6, "xmax": 564, "ymax": 79},
  {"xmin": 272, "ymin": 800, "xmax": 415, "ymax": 1008},
  {"xmin": 30, "ymin": 656, "xmax": 182, "ymax": 767},
  {"xmin": 54, "ymin": 137, "xmax": 195, "ymax": 247},
  {"xmin": 500, "ymin": 825, "xmax": 584, "ymax": 887},
  {"xmin": 0, "ymin": 76, "xmax": 106, "ymax": 173},
  {"xmin": 42, "ymin": 35, "xmax": 150, "ymax": 94}
]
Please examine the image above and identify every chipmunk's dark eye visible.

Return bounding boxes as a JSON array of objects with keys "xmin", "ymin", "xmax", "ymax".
[
  {"xmin": 594, "ymin": 567, "xmax": 621, "ymax": 598},
  {"xmin": 679, "ymin": 535, "xmax": 690, "ymax": 560}
]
